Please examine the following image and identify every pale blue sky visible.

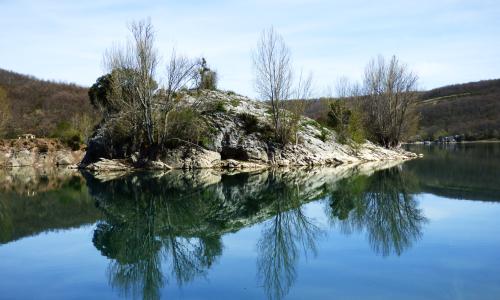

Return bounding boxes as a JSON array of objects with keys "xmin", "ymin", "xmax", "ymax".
[{"xmin": 0, "ymin": 0, "xmax": 499, "ymax": 97}]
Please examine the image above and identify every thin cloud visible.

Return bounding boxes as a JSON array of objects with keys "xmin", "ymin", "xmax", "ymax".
[{"xmin": 0, "ymin": 0, "xmax": 498, "ymax": 97}]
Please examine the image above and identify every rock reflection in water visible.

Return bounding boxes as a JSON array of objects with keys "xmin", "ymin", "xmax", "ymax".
[
  {"xmin": 85, "ymin": 162, "xmax": 426, "ymax": 300},
  {"xmin": 88, "ymin": 171, "xmax": 225, "ymax": 300}
]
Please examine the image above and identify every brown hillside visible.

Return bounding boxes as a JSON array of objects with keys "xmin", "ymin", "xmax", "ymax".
[
  {"xmin": 299, "ymin": 79, "xmax": 500, "ymax": 141},
  {"xmin": 0, "ymin": 68, "xmax": 96, "ymax": 138},
  {"xmin": 416, "ymin": 79, "xmax": 500, "ymax": 140}
]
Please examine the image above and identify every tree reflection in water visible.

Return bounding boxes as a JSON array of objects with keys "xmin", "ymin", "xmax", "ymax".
[
  {"xmin": 257, "ymin": 178, "xmax": 324, "ymax": 300},
  {"xmin": 328, "ymin": 167, "xmax": 427, "ymax": 256},
  {"xmin": 86, "ymin": 165, "xmax": 426, "ymax": 300},
  {"xmin": 89, "ymin": 173, "xmax": 224, "ymax": 300}
]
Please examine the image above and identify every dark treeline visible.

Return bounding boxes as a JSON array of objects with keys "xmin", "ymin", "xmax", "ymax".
[{"xmin": 420, "ymin": 78, "xmax": 500, "ymax": 99}]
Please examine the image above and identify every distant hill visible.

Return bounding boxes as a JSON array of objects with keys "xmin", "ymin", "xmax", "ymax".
[
  {"xmin": 0, "ymin": 68, "xmax": 96, "ymax": 138},
  {"xmin": 299, "ymin": 79, "xmax": 500, "ymax": 142},
  {"xmin": 1, "ymin": 67, "xmax": 498, "ymax": 142},
  {"xmin": 416, "ymin": 79, "xmax": 500, "ymax": 140}
]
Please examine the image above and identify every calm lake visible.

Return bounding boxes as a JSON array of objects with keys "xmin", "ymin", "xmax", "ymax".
[{"xmin": 1, "ymin": 143, "xmax": 499, "ymax": 300}]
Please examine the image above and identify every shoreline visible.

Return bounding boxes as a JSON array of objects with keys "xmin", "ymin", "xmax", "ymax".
[{"xmin": 404, "ymin": 140, "xmax": 500, "ymax": 145}]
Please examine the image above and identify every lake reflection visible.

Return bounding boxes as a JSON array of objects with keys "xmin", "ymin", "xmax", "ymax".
[
  {"xmin": 1, "ymin": 144, "xmax": 500, "ymax": 299},
  {"xmin": 81, "ymin": 163, "xmax": 427, "ymax": 300},
  {"xmin": 328, "ymin": 167, "xmax": 426, "ymax": 257}
]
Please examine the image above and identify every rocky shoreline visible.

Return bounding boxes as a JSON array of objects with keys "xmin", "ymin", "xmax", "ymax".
[
  {"xmin": 1, "ymin": 91, "xmax": 419, "ymax": 172},
  {"xmin": 80, "ymin": 90, "xmax": 418, "ymax": 172},
  {"xmin": 0, "ymin": 138, "xmax": 84, "ymax": 169},
  {"xmin": 81, "ymin": 143, "xmax": 417, "ymax": 173}
]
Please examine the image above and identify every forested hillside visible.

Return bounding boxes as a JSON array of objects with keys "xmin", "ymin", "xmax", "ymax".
[
  {"xmin": 416, "ymin": 79, "xmax": 500, "ymax": 140},
  {"xmin": 299, "ymin": 79, "xmax": 500, "ymax": 142},
  {"xmin": 0, "ymin": 68, "xmax": 96, "ymax": 140},
  {"xmin": 0, "ymin": 66, "xmax": 498, "ymax": 143}
]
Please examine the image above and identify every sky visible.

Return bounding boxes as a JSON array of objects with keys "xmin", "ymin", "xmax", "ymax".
[{"xmin": 0, "ymin": 0, "xmax": 499, "ymax": 98}]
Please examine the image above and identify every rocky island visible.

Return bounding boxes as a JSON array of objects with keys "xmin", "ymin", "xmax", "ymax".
[
  {"xmin": 0, "ymin": 20, "xmax": 421, "ymax": 172},
  {"xmin": 80, "ymin": 90, "xmax": 417, "ymax": 172}
]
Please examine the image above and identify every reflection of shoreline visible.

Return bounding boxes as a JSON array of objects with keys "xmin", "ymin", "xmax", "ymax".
[
  {"xmin": 404, "ymin": 140, "xmax": 500, "ymax": 145},
  {"xmin": 0, "ymin": 160, "xmax": 426, "ymax": 300},
  {"xmin": 460, "ymin": 140, "xmax": 500, "ymax": 143},
  {"xmin": 87, "ymin": 160, "xmax": 409, "ymax": 238},
  {"xmin": 86, "ymin": 160, "xmax": 424, "ymax": 300},
  {"xmin": 0, "ymin": 167, "xmax": 82, "ymax": 195},
  {"xmin": 405, "ymin": 143, "xmax": 500, "ymax": 202},
  {"xmin": 0, "ymin": 168, "xmax": 99, "ymax": 245}
]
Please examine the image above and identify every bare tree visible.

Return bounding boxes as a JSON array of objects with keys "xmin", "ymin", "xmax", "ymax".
[
  {"xmin": 253, "ymin": 27, "xmax": 313, "ymax": 144},
  {"xmin": 158, "ymin": 50, "xmax": 199, "ymax": 146},
  {"xmin": 361, "ymin": 55, "xmax": 419, "ymax": 147},
  {"xmin": 334, "ymin": 76, "xmax": 352, "ymax": 99},
  {"xmin": 0, "ymin": 87, "xmax": 10, "ymax": 137},
  {"xmin": 101, "ymin": 19, "xmax": 200, "ymax": 156},
  {"xmin": 104, "ymin": 19, "xmax": 159, "ymax": 147},
  {"xmin": 253, "ymin": 27, "xmax": 293, "ymax": 143}
]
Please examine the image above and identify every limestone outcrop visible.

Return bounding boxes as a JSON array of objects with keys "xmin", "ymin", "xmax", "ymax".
[
  {"xmin": 0, "ymin": 139, "xmax": 84, "ymax": 169},
  {"xmin": 80, "ymin": 90, "xmax": 417, "ymax": 171}
]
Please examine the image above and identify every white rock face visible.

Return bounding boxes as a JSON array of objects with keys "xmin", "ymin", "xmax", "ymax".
[
  {"xmin": 86, "ymin": 159, "xmax": 132, "ymax": 171},
  {"xmin": 0, "ymin": 148, "xmax": 84, "ymax": 169},
  {"xmin": 161, "ymin": 146, "xmax": 221, "ymax": 169},
  {"xmin": 176, "ymin": 90, "xmax": 417, "ymax": 168},
  {"xmin": 81, "ymin": 90, "xmax": 418, "ymax": 171}
]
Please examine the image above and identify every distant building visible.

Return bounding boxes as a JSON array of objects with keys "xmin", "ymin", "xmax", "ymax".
[
  {"xmin": 436, "ymin": 134, "xmax": 464, "ymax": 143},
  {"xmin": 18, "ymin": 134, "xmax": 36, "ymax": 140}
]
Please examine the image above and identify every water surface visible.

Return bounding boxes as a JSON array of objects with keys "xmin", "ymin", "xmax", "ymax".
[{"xmin": 1, "ymin": 143, "xmax": 499, "ymax": 299}]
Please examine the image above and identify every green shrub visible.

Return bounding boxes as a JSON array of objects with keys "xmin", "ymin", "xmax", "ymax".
[
  {"xmin": 199, "ymin": 136, "xmax": 213, "ymax": 149},
  {"xmin": 211, "ymin": 100, "xmax": 227, "ymax": 113},
  {"xmin": 199, "ymin": 70, "xmax": 217, "ymax": 90},
  {"xmin": 327, "ymin": 101, "xmax": 365, "ymax": 145},
  {"xmin": 302, "ymin": 119, "xmax": 321, "ymax": 129},
  {"xmin": 51, "ymin": 121, "xmax": 83, "ymax": 150},
  {"xmin": 433, "ymin": 129, "xmax": 449, "ymax": 140},
  {"xmin": 230, "ymin": 98, "xmax": 241, "ymax": 107},
  {"xmin": 164, "ymin": 108, "xmax": 208, "ymax": 146},
  {"xmin": 259, "ymin": 123, "xmax": 276, "ymax": 143},
  {"xmin": 315, "ymin": 126, "xmax": 330, "ymax": 142},
  {"xmin": 347, "ymin": 110, "xmax": 365, "ymax": 144},
  {"xmin": 238, "ymin": 113, "xmax": 260, "ymax": 133},
  {"xmin": 197, "ymin": 59, "xmax": 218, "ymax": 90}
]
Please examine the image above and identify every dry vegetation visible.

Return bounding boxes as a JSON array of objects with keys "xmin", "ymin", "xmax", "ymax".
[
  {"xmin": 301, "ymin": 79, "xmax": 500, "ymax": 142},
  {"xmin": 0, "ymin": 68, "xmax": 97, "ymax": 142},
  {"xmin": 416, "ymin": 79, "xmax": 500, "ymax": 140},
  {"xmin": 0, "ymin": 138, "xmax": 78, "ymax": 152}
]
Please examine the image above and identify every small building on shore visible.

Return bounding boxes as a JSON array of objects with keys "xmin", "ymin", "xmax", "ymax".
[{"xmin": 18, "ymin": 134, "xmax": 36, "ymax": 140}]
